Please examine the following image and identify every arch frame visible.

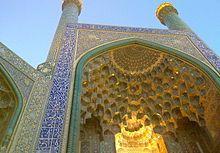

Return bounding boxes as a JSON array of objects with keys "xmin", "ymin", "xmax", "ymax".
[
  {"xmin": 67, "ymin": 38, "xmax": 220, "ymax": 153},
  {"xmin": 0, "ymin": 64, "xmax": 23, "ymax": 147}
]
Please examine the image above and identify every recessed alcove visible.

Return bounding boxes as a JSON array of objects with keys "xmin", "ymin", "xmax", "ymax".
[{"xmin": 74, "ymin": 43, "xmax": 219, "ymax": 153}]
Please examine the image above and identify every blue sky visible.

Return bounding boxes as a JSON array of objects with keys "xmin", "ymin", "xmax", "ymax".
[{"xmin": 0, "ymin": 0, "xmax": 219, "ymax": 67}]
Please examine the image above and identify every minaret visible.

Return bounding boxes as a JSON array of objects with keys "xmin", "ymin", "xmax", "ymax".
[
  {"xmin": 46, "ymin": 0, "xmax": 82, "ymax": 62},
  {"xmin": 156, "ymin": 2, "xmax": 191, "ymax": 31}
]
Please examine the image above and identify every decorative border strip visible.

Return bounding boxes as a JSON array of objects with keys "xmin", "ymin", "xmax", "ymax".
[
  {"xmin": 76, "ymin": 23, "xmax": 184, "ymax": 34},
  {"xmin": 75, "ymin": 23, "xmax": 220, "ymax": 71},
  {"xmin": 189, "ymin": 35, "xmax": 220, "ymax": 70},
  {"xmin": 36, "ymin": 25, "xmax": 76, "ymax": 153}
]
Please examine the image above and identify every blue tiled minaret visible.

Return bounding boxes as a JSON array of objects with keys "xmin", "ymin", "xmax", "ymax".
[{"xmin": 46, "ymin": 0, "xmax": 82, "ymax": 62}]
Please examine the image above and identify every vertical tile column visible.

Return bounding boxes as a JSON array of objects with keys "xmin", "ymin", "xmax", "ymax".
[{"xmin": 36, "ymin": 25, "xmax": 76, "ymax": 153}]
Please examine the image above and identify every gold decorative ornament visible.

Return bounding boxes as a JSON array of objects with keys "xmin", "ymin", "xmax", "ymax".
[
  {"xmin": 115, "ymin": 111, "xmax": 167, "ymax": 153},
  {"xmin": 156, "ymin": 2, "xmax": 178, "ymax": 25}
]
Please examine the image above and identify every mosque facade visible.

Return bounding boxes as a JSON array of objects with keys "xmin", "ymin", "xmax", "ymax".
[{"xmin": 0, "ymin": 0, "xmax": 220, "ymax": 153}]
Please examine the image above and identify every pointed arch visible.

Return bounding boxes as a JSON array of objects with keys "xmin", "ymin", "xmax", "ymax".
[
  {"xmin": 0, "ymin": 64, "xmax": 23, "ymax": 147},
  {"xmin": 67, "ymin": 38, "xmax": 220, "ymax": 153}
]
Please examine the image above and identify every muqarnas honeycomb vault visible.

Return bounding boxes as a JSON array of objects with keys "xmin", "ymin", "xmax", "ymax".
[{"xmin": 0, "ymin": 1, "xmax": 220, "ymax": 153}]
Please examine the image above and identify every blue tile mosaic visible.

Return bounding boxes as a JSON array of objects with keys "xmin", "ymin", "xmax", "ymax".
[{"xmin": 36, "ymin": 25, "xmax": 76, "ymax": 153}]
